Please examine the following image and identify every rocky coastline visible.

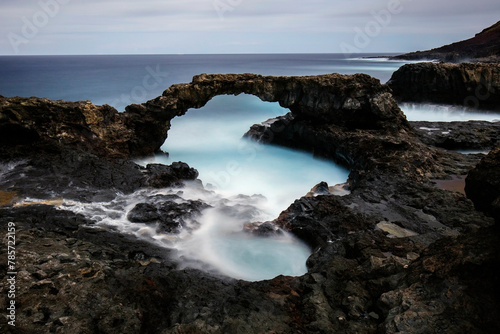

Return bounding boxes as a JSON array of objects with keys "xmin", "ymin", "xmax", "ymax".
[
  {"xmin": 1, "ymin": 67, "xmax": 500, "ymax": 333},
  {"xmin": 388, "ymin": 62, "xmax": 500, "ymax": 110}
]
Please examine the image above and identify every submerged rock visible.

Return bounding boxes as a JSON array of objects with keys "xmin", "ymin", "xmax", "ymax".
[{"xmin": 244, "ymin": 221, "xmax": 284, "ymax": 237}]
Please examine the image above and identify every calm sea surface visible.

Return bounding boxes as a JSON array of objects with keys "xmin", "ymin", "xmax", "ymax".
[{"xmin": 0, "ymin": 53, "xmax": 406, "ymax": 111}]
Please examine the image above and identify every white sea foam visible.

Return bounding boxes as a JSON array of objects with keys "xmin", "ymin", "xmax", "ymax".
[
  {"xmin": 400, "ymin": 103, "xmax": 500, "ymax": 122},
  {"xmin": 58, "ymin": 182, "xmax": 312, "ymax": 281}
]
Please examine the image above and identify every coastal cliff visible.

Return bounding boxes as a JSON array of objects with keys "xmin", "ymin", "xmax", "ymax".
[
  {"xmin": 1, "ymin": 72, "xmax": 499, "ymax": 333},
  {"xmin": 0, "ymin": 96, "xmax": 132, "ymax": 158},
  {"xmin": 388, "ymin": 62, "xmax": 500, "ymax": 110},
  {"xmin": 1, "ymin": 73, "xmax": 409, "ymax": 159}
]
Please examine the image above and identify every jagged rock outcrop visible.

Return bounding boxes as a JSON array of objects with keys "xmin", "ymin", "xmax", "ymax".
[
  {"xmin": 387, "ymin": 62, "xmax": 500, "ymax": 110},
  {"xmin": 392, "ymin": 20, "xmax": 500, "ymax": 62},
  {"xmin": 0, "ymin": 96, "xmax": 132, "ymax": 159},
  {"xmin": 466, "ymin": 145, "xmax": 500, "ymax": 221},
  {"xmin": 410, "ymin": 120, "xmax": 500, "ymax": 150}
]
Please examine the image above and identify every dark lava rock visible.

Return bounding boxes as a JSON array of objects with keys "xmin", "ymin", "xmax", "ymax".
[
  {"xmin": 127, "ymin": 195, "xmax": 210, "ymax": 233},
  {"xmin": 250, "ymin": 222, "xmax": 284, "ymax": 237},
  {"xmin": 144, "ymin": 162, "xmax": 199, "ymax": 188},
  {"xmin": 0, "ymin": 151, "xmax": 199, "ymax": 203},
  {"xmin": 242, "ymin": 75, "xmax": 499, "ymax": 332},
  {"xmin": 388, "ymin": 62, "xmax": 500, "ymax": 110},
  {"xmin": 466, "ymin": 145, "xmax": 500, "ymax": 221},
  {"xmin": 1, "ymin": 73, "xmax": 410, "ymax": 159},
  {"xmin": 308, "ymin": 181, "xmax": 331, "ymax": 196},
  {"xmin": 0, "ymin": 96, "xmax": 132, "ymax": 158},
  {"xmin": 123, "ymin": 72, "xmax": 410, "ymax": 156},
  {"xmin": 410, "ymin": 120, "xmax": 500, "ymax": 150}
]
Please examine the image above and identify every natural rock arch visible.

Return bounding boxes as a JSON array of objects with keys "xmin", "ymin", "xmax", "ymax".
[
  {"xmin": 123, "ymin": 73, "xmax": 409, "ymax": 157},
  {"xmin": 0, "ymin": 73, "xmax": 409, "ymax": 159}
]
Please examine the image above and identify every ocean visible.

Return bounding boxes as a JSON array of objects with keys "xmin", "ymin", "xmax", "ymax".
[
  {"xmin": 0, "ymin": 53, "xmax": 407, "ymax": 111},
  {"xmin": 1, "ymin": 53, "xmax": 496, "ymax": 280}
]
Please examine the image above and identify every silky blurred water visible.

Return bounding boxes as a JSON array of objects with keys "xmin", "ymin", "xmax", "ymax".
[
  {"xmin": 141, "ymin": 93, "xmax": 350, "ymax": 217},
  {"xmin": 134, "ymin": 93, "xmax": 349, "ymax": 281}
]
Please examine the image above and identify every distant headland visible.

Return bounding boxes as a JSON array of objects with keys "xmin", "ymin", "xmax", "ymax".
[{"xmin": 392, "ymin": 20, "xmax": 500, "ymax": 62}]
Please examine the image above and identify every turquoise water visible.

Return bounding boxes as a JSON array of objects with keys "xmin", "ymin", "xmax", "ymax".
[
  {"xmin": 146, "ymin": 94, "xmax": 350, "ymax": 217},
  {"xmin": 138, "ymin": 93, "xmax": 349, "ymax": 281}
]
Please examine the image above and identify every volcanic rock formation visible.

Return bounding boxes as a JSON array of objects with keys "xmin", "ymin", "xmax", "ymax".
[
  {"xmin": 387, "ymin": 62, "xmax": 500, "ymax": 110},
  {"xmin": 125, "ymin": 72, "xmax": 409, "ymax": 156}
]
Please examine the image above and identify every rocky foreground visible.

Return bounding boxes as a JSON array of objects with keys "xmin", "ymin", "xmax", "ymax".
[{"xmin": 1, "ymin": 69, "xmax": 500, "ymax": 333}]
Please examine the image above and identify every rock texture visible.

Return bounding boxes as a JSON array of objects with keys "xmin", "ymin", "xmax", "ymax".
[
  {"xmin": 392, "ymin": 20, "xmax": 500, "ymax": 62},
  {"xmin": 1, "ymin": 72, "xmax": 500, "ymax": 333},
  {"xmin": 466, "ymin": 145, "xmax": 500, "ymax": 222},
  {"xmin": 387, "ymin": 62, "xmax": 500, "ymax": 110},
  {"xmin": 0, "ymin": 96, "xmax": 132, "ymax": 159},
  {"xmin": 410, "ymin": 120, "xmax": 500, "ymax": 150}
]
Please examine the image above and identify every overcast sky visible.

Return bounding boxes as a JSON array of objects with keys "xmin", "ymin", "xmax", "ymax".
[{"xmin": 1, "ymin": 0, "xmax": 499, "ymax": 55}]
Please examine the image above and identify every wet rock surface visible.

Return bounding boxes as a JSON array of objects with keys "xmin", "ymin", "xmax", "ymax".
[
  {"xmin": 244, "ymin": 78, "xmax": 499, "ymax": 331},
  {"xmin": 127, "ymin": 195, "xmax": 210, "ymax": 233},
  {"xmin": 1, "ymin": 72, "xmax": 500, "ymax": 333},
  {"xmin": 410, "ymin": 120, "xmax": 500, "ymax": 150}
]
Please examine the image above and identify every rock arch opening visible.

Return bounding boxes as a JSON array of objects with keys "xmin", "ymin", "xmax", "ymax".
[
  {"xmin": 138, "ymin": 93, "xmax": 349, "ymax": 281},
  {"xmin": 124, "ymin": 73, "xmax": 409, "ymax": 158}
]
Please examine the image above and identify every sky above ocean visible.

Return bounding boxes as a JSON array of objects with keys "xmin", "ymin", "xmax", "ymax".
[{"xmin": 1, "ymin": 0, "xmax": 499, "ymax": 55}]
